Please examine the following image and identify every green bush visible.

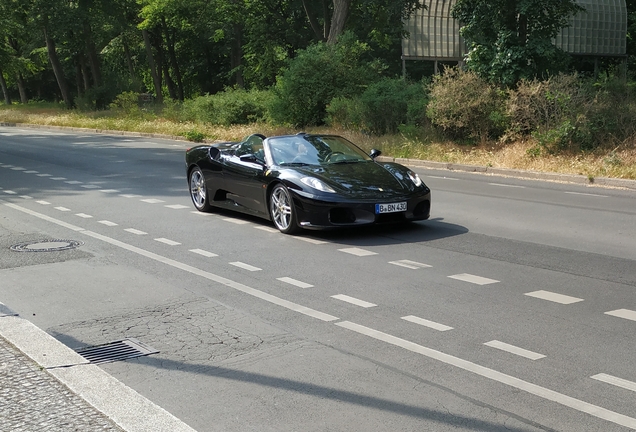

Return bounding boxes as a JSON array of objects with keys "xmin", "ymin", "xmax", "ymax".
[
  {"xmin": 326, "ymin": 78, "xmax": 428, "ymax": 135},
  {"xmin": 426, "ymin": 69, "xmax": 508, "ymax": 142},
  {"xmin": 270, "ymin": 32, "xmax": 384, "ymax": 127},
  {"xmin": 181, "ymin": 88, "xmax": 272, "ymax": 125},
  {"xmin": 109, "ymin": 91, "xmax": 142, "ymax": 115}
]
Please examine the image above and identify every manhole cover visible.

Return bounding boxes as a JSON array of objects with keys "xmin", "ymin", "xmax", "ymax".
[{"xmin": 10, "ymin": 239, "xmax": 84, "ymax": 252}]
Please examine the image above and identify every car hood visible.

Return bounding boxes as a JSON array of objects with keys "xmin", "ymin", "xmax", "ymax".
[{"xmin": 294, "ymin": 161, "xmax": 417, "ymax": 198}]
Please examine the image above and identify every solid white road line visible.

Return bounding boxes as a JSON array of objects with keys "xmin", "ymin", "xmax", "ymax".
[
  {"xmin": 484, "ymin": 340, "xmax": 546, "ymax": 360},
  {"xmin": 2, "ymin": 200, "xmax": 339, "ymax": 323},
  {"xmin": 124, "ymin": 228, "xmax": 147, "ymax": 235},
  {"xmin": 591, "ymin": 373, "xmax": 636, "ymax": 393},
  {"xmin": 605, "ymin": 309, "xmax": 636, "ymax": 322},
  {"xmin": 448, "ymin": 273, "xmax": 499, "ymax": 285},
  {"xmin": 427, "ymin": 176, "xmax": 459, "ymax": 180},
  {"xmin": 230, "ymin": 262, "xmax": 262, "ymax": 271},
  {"xmin": 389, "ymin": 260, "xmax": 432, "ymax": 269},
  {"xmin": 277, "ymin": 277, "xmax": 313, "ymax": 288},
  {"xmin": 335, "ymin": 321, "xmax": 636, "ymax": 430},
  {"xmin": 331, "ymin": 294, "xmax": 377, "ymax": 308},
  {"xmin": 525, "ymin": 290, "xmax": 584, "ymax": 305},
  {"xmin": 338, "ymin": 247, "xmax": 377, "ymax": 257},
  {"xmin": 401, "ymin": 315, "xmax": 453, "ymax": 331},
  {"xmin": 98, "ymin": 220, "xmax": 118, "ymax": 227},
  {"xmin": 189, "ymin": 249, "xmax": 218, "ymax": 258},
  {"xmin": 155, "ymin": 238, "xmax": 181, "ymax": 246}
]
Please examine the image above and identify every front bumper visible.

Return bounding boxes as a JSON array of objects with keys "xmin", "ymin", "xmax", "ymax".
[{"xmin": 291, "ymin": 189, "xmax": 431, "ymax": 230}]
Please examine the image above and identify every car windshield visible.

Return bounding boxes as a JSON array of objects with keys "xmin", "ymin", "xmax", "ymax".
[{"xmin": 268, "ymin": 135, "xmax": 372, "ymax": 166}]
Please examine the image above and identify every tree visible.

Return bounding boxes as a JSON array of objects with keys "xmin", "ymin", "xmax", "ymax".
[{"xmin": 452, "ymin": 0, "xmax": 583, "ymax": 86}]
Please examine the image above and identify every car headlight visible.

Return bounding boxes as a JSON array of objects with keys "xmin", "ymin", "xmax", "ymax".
[
  {"xmin": 407, "ymin": 171, "xmax": 423, "ymax": 187},
  {"xmin": 300, "ymin": 177, "xmax": 336, "ymax": 193}
]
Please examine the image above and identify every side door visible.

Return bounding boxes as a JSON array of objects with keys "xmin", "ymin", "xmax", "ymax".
[{"xmin": 223, "ymin": 141, "xmax": 269, "ymax": 216}]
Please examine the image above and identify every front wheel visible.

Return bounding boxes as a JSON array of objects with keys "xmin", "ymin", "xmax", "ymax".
[
  {"xmin": 189, "ymin": 167, "xmax": 211, "ymax": 212},
  {"xmin": 269, "ymin": 184, "xmax": 299, "ymax": 234}
]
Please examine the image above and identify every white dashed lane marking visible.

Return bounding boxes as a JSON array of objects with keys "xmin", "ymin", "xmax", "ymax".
[
  {"xmin": 189, "ymin": 249, "xmax": 218, "ymax": 258},
  {"xmin": 141, "ymin": 198, "xmax": 165, "ymax": 204},
  {"xmin": 427, "ymin": 176, "xmax": 459, "ymax": 180},
  {"xmin": 55, "ymin": 207, "xmax": 71, "ymax": 212},
  {"xmin": 295, "ymin": 237, "xmax": 327, "ymax": 245},
  {"xmin": 591, "ymin": 374, "xmax": 636, "ymax": 393},
  {"xmin": 165, "ymin": 204, "xmax": 189, "ymax": 209},
  {"xmin": 402, "ymin": 315, "xmax": 453, "ymax": 331},
  {"xmin": 11, "ymin": 167, "xmax": 25, "ymax": 170},
  {"xmin": 525, "ymin": 290, "xmax": 584, "ymax": 305},
  {"xmin": 98, "ymin": 220, "xmax": 118, "ymax": 226},
  {"xmin": 389, "ymin": 260, "xmax": 431, "ymax": 269},
  {"xmin": 100, "ymin": 189, "xmax": 120, "ymax": 193},
  {"xmin": 50, "ymin": 177, "xmax": 66, "ymax": 180},
  {"xmin": 254, "ymin": 226, "xmax": 279, "ymax": 233},
  {"xmin": 65, "ymin": 180, "xmax": 82, "ymax": 184},
  {"xmin": 155, "ymin": 238, "xmax": 181, "ymax": 246},
  {"xmin": 24, "ymin": 170, "xmax": 38, "ymax": 174},
  {"xmin": 81, "ymin": 184, "xmax": 100, "ymax": 189},
  {"xmin": 36, "ymin": 200, "xmax": 50, "ymax": 205},
  {"xmin": 484, "ymin": 340, "xmax": 546, "ymax": 360},
  {"xmin": 331, "ymin": 294, "xmax": 377, "ymax": 308},
  {"xmin": 488, "ymin": 183, "xmax": 525, "ymax": 188},
  {"xmin": 75, "ymin": 213, "xmax": 93, "ymax": 218},
  {"xmin": 335, "ymin": 320, "xmax": 636, "ymax": 429},
  {"xmin": 230, "ymin": 261, "xmax": 261, "ymax": 271},
  {"xmin": 605, "ymin": 309, "xmax": 636, "ymax": 322},
  {"xmin": 448, "ymin": 273, "xmax": 499, "ymax": 285},
  {"xmin": 338, "ymin": 247, "xmax": 377, "ymax": 257},
  {"xmin": 3, "ymin": 190, "xmax": 16, "ymax": 194},
  {"xmin": 124, "ymin": 228, "xmax": 147, "ymax": 235},
  {"xmin": 223, "ymin": 217, "xmax": 250, "ymax": 225},
  {"xmin": 277, "ymin": 277, "xmax": 313, "ymax": 289},
  {"xmin": 37, "ymin": 174, "xmax": 51, "ymax": 177},
  {"xmin": 19, "ymin": 196, "xmax": 32, "ymax": 200},
  {"xmin": 120, "ymin": 194, "xmax": 142, "ymax": 198},
  {"xmin": 564, "ymin": 191, "xmax": 608, "ymax": 198}
]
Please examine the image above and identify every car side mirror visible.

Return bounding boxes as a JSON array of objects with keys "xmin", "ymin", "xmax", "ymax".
[{"xmin": 370, "ymin": 149, "xmax": 382, "ymax": 159}]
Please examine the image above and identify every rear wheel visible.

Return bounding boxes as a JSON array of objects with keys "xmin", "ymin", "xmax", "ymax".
[
  {"xmin": 269, "ymin": 184, "xmax": 299, "ymax": 234},
  {"xmin": 189, "ymin": 167, "xmax": 211, "ymax": 212}
]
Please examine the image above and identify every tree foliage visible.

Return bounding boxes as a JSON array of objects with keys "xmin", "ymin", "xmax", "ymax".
[{"xmin": 452, "ymin": 0, "xmax": 583, "ymax": 87}]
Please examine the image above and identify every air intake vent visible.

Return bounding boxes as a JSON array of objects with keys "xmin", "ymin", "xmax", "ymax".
[{"xmin": 76, "ymin": 338, "xmax": 158, "ymax": 364}]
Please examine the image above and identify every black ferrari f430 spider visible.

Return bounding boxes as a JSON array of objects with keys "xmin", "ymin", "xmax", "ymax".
[{"xmin": 185, "ymin": 133, "xmax": 431, "ymax": 234}]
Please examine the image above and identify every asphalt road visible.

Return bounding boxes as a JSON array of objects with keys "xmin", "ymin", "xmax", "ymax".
[{"xmin": 1, "ymin": 126, "xmax": 635, "ymax": 432}]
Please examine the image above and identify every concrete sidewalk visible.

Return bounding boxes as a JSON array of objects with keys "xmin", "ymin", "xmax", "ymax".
[{"xmin": 0, "ymin": 302, "xmax": 197, "ymax": 432}]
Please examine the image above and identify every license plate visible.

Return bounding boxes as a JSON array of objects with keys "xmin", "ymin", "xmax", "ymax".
[{"xmin": 375, "ymin": 202, "xmax": 407, "ymax": 214}]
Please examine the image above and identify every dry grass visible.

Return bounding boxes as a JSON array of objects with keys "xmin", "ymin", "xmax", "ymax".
[{"xmin": 1, "ymin": 106, "xmax": 635, "ymax": 180}]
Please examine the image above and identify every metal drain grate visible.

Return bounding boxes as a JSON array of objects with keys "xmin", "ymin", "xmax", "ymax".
[{"xmin": 76, "ymin": 338, "xmax": 159, "ymax": 364}]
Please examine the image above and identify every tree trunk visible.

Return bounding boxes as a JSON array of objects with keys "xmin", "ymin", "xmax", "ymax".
[
  {"xmin": 43, "ymin": 23, "xmax": 72, "ymax": 108},
  {"xmin": 0, "ymin": 66, "xmax": 12, "ymax": 105},
  {"xmin": 162, "ymin": 18, "xmax": 184, "ymax": 100},
  {"xmin": 84, "ymin": 21, "xmax": 102, "ymax": 87},
  {"xmin": 327, "ymin": 0, "xmax": 351, "ymax": 44},
  {"xmin": 230, "ymin": 23, "xmax": 244, "ymax": 88},
  {"xmin": 16, "ymin": 72, "xmax": 28, "ymax": 104},
  {"xmin": 301, "ymin": 0, "xmax": 325, "ymax": 41},
  {"xmin": 163, "ymin": 61, "xmax": 177, "ymax": 100},
  {"xmin": 75, "ymin": 62, "xmax": 83, "ymax": 96},
  {"xmin": 79, "ymin": 54, "xmax": 90, "ymax": 91},
  {"xmin": 122, "ymin": 36, "xmax": 136, "ymax": 79},
  {"xmin": 142, "ymin": 29, "xmax": 163, "ymax": 104},
  {"xmin": 323, "ymin": 0, "xmax": 331, "ymax": 40}
]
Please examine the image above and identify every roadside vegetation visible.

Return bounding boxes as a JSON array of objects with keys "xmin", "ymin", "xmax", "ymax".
[{"xmin": 1, "ymin": 0, "xmax": 635, "ymax": 181}]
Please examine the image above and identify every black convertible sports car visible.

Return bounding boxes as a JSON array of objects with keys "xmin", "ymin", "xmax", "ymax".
[{"xmin": 185, "ymin": 133, "xmax": 431, "ymax": 234}]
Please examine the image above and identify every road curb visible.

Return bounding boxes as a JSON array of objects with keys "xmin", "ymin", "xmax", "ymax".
[
  {"xmin": 2, "ymin": 122, "xmax": 635, "ymax": 191},
  {"xmin": 0, "ymin": 313, "xmax": 197, "ymax": 432}
]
